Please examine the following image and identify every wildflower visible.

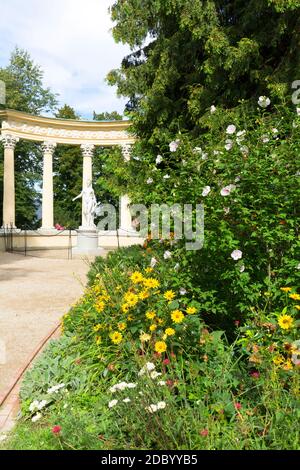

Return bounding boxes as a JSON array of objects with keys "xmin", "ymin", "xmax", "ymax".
[
  {"xmin": 164, "ymin": 250, "xmax": 172, "ymax": 260},
  {"xmin": 163, "ymin": 174, "xmax": 170, "ymax": 180},
  {"xmin": 282, "ymin": 359, "xmax": 293, "ymax": 371},
  {"xmin": 127, "ymin": 314, "xmax": 134, "ymax": 321},
  {"xmin": 163, "ymin": 358, "xmax": 170, "ymax": 365},
  {"xmin": 95, "ymin": 301, "xmax": 105, "ymax": 313},
  {"xmin": 273, "ymin": 355, "xmax": 284, "ymax": 366},
  {"xmin": 261, "ymin": 134, "xmax": 270, "ymax": 143},
  {"xmin": 174, "ymin": 263, "xmax": 180, "ymax": 271},
  {"xmin": 234, "ymin": 402, "xmax": 242, "ymax": 411},
  {"xmin": 146, "ymin": 311, "xmax": 156, "ymax": 320},
  {"xmin": 155, "ymin": 341, "xmax": 167, "ymax": 353},
  {"xmin": 123, "ymin": 398, "xmax": 131, "ymax": 403},
  {"xmin": 200, "ymin": 429, "xmax": 209, "ymax": 437},
  {"xmin": 165, "ymin": 327, "xmax": 175, "ymax": 336},
  {"xmin": 186, "ymin": 306, "xmax": 197, "ymax": 315},
  {"xmin": 226, "ymin": 125, "xmax": 236, "ymax": 135},
  {"xmin": 138, "ymin": 362, "xmax": 156, "ymax": 376},
  {"xmin": 95, "ymin": 336, "xmax": 102, "ymax": 345},
  {"xmin": 169, "ymin": 140, "xmax": 180, "ymax": 152},
  {"xmin": 108, "ymin": 400, "xmax": 118, "ymax": 408},
  {"xmin": 93, "ymin": 324, "xmax": 102, "ymax": 332},
  {"xmin": 234, "ymin": 320, "xmax": 240, "ymax": 327},
  {"xmin": 239, "ymin": 265, "xmax": 245, "ymax": 273},
  {"xmin": 124, "ymin": 292, "xmax": 139, "ymax": 306},
  {"xmin": 250, "ymin": 371, "xmax": 260, "ymax": 379},
  {"xmin": 29, "ymin": 400, "xmax": 40, "ymax": 412},
  {"xmin": 150, "ymin": 257, "xmax": 158, "ymax": 268},
  {"xmin": 150, "ymin": 371, "xmax": 162, "ymax": 379},
  {"xmin": 202, "ymin": 185, "xmax": 211, "ymax": 197},
  {"xmin": 280, "ymin": 287, "xmax": 292, "ymax": 293},
  {"xmin": 140, "ymin": 331, "xmax": 151, "ymax": 342},
  {"xmin": 52, "ymin": 425, "xmax": 62, "ymax": 435},
  {"xmin": 158, "ymin": 380, "xmax": 166, "ymax": 386},
  {"xmin": 121, "ymin": 304, "xmax": 130, "ymax": 313},
  {"xmin": 156, "ymin": 155, "xmax": 163, "ymax": 164},
  {"xmin": 110, "ymin": 331, "xmax": 123, "ymax": 344},
  {"xmin": 143, "ymin": 278, "xmax": 160, "ymax": 289},
  {"xmin": 224, "ymin": 139, "xmax": 233, "ymax": 151},
  {"xmin": 157, "ymin": 401, "xmax": 166, "ymax": 410},
  {"xmin": 31, "ymin": 413, "xmax": 41, "ymax": 423},
  {"xmin": 179, "ymin": 288, "xmax": 187, "ymax": 295},
  {"xmin": 166, "ymin": 379, "xmax": 174, "ymax": 388},
  {"xmin": 297, "ymin": 108, "xmax": 300, "ymax": 116},
  {"xmin": 171, "ymin": 310, "xmax": 184, "ymax": 324},
  {"xmin": 118, "ymin": 322, "xmax": 127, "ymax": 331},
  {"xmin": 139, "ymin": 290, "xmax": 150, "ymax": 300},
  {"xmin": 258, "ymin": 96, "xmax": 271, "ymax": 108},
  {"xmin": 149, "ymin": 324, "xmax": 157, "ymax": 332},
  {"xmin": 130, "ymin": 271, "xmax": 144, "ymax": 284},
  {"xmin": 289, "ymin": 293, "xmax": 300, "ymax": 301},
  {"xmin": 295, "ymin": 305, "xmax": 300, "ymax": 311},
  {"xmin": 146, "ymin": 178, "xmax": 153, "ymax": 184},
  {"xmin": 145, "ymin": 267, "xmax": 153, "ymax": 274},
  {"xmin": 231, "ymin": 249, "xmax": 243, "ymax": 261},
  {"xmin": 221, "ymin": 184, "xmax": 236, "ymax": 196},
  {"xmin": 146, "ymin": 404, "xmax": 158, "ymax": 413},
  {"xmin": 47, "ymin": 383, "xmax": 65, "ymax": 394},
  {"xmin": 278, "ymin": 314, "xmax": 294, "ymax": 330},
  {"xmin": 210, "ymin": 105, "xmax": 216, "ymax": 114},
  {"xmin": 164, "ymin": 290, "xmax": 175, "ymax": 301}
]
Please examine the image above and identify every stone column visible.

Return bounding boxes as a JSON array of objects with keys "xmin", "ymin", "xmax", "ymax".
[
  {"xmin": 80, "ymin": 143, "xmax": 95, "ymax": 228},
  {"xmin": 119, "ymin": 144, "xmax": 134, "ymax": 234},
  {"xmin": 41, "ymin": 141, "xmax": 56, "ymax": 231},
  {"xmin": 1, "ymin": 134, "xmax": 19, "ymax": 229}
]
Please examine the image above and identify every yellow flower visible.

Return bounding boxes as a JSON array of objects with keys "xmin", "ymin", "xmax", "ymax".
[
  {"xmin": 149, "ymin": 324, "xmax": 157, "ymax": 332},
  {"xmin": 164, "ymin": 290, "xmax": 176, "ymax": 301},
  {"xmin": 289, "ymin": 293, "xmax": 300, "ymax": 301},
  {"xmin": 140, "ymin": 331, "xmax": 151, "ymax": 342},
  {"xmin": 95, "ymin": 301, "xmax": 105, "ymax": 313},
  {"xmin": 127, "ymin": 314, "xmax": 134, "ymax": 321},
  {"xmin": 171, "ymin": 310, "xmax": 184, "ymax": 324},
  {"xmin": 130, "ymin": 271, "xmax": 144, "ymax": 284},
  {"xmin": 155, "ymin": 341, "xmax": 167, "ymax": 353},
  {"xmin": 162, "ymin": 334, "xmax": 167, "ymax": 340},
  {"xmin": 121, "ymin": 304, "xmax": 130, "ymax": 313},
  {"xmin": 145, "ymin": 267, "xmax": 154, "ymax": 274},
  {"xmin": 143, "ymin": 278, "xmax": 160, "ymax": 289},
  {"xmin": 273, "ymin": 355, "xmax": 284, "ymax": 366},
  {"xmin": 110, "ymin": 331, "xmax": 123, "ymax": 345},
  {"xmin": 282, "ymin": 359, "xmax": 293, "ymax": 371},
  {"xmin": 146, "ymin": 310, "xmax": 156, "ymax": 320},
  {"xmin": 165, "ymin": 327, "xmax": 175, "ymax": 336},
  {"xmin": 93, "ymin": 324, "xmax": 102, "ymax": 332},
  {"xmin": 118, "ymin": 322, "xmax": 127, "ymax": 331},
  {"xmin": 95, "ymin": 336, "xmax": 102, "ymax": 345},
  {"xmin": 280, "ymin": 287, "xmax": 292, "ymax": 293},
  {"xmin": 157, "ymin": 318, "xmax": 165, "ymax": 325},
  {"xmin": 139, "ymin": 290, "xmax": 150, "ymax": 300},
  {"xmin": 124, "ymin": 292, "xmax": 139, "ymax": 306},
  {"xmin": 186, "ymin": 306, "xmax": 197, "ymax": 315},
  {"xmin": 295, "ymin": 305, "xmax": 300, "ymax": 311},
  {"xmin": 278, "ymin": 314, "xmax": 294, "ymax": 330}
]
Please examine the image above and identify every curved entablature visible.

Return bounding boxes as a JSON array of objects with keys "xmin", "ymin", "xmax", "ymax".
[{"xmin": 0, "ymin": 109, "xmax": 135, "ymax": 146}]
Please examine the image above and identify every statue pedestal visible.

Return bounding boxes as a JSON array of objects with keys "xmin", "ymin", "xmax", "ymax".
[{"xmin": 72, "ymin": 228, "xmax": 105, "ymax": 256}]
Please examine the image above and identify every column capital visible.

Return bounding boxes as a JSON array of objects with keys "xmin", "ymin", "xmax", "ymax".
[
  {"xmin": 42, "ymin": 141, "xmax": 57, "ymax": 155},
  {"xmin": 81, "ymin": 143, "xmax": 95, "ymax": 157},
  {"xmin": 121, "ymin": 143, "xmax": 132, "ymax": 162},
  {"xmin": 0, "ymin": 134, "xmax": 19, "ymax": 150}
]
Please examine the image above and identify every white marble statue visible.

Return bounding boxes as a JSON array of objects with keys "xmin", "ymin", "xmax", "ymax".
[{"xmin": 73, "ymin": 181, "xmax": 100, "ymax": 229}]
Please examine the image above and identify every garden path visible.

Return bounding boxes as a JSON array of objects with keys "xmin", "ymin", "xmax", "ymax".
[{"xmin": 0, "ymin": 252, "xmax": 91, "ymax": 395}]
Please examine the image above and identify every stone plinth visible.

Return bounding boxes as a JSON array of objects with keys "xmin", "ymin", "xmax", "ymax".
[{"xmin": 72, "ymin": 228, "xmax": 104, "ymax": 256}]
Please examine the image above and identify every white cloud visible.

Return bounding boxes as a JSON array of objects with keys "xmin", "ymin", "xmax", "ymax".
[{"xmin": 0, "ymin": 0, "xmax": 131, "ymax": 118}]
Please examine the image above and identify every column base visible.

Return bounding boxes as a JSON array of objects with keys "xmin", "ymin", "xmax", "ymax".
[
  {"xmin": 117, "ymin": 227, "xmax": 140, "ymax": 237},
  {"xmin": 0, "ymin": 226, "xmax": 21, "ymax": 233}
]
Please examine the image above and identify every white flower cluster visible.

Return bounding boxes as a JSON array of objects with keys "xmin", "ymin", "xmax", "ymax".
[
  {"xmin": 29, "ymin": 399, "xmax": 48, "ymax": 412},
  {"xmin": 109, "ymin": 382, "xmax": 137, "ymax": 393},
  {"xmin": 146, "ymin": 401, "xmax": 167, "ymax": 413},
  {"xmin": 138, "ymin": 362, "xmax": 156, "ymax": 376},
  {"xmin": 225, "ymin": 126, "xmax": 248, "ymax": 154},
  {"xmin": 47, "ymin": 383, "xmax": 65, "ymax": 394}
]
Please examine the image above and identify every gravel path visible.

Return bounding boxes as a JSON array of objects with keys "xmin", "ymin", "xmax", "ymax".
[{"xmin": 0, "ymin": 252, "xmax": 91, "ymax": 394}]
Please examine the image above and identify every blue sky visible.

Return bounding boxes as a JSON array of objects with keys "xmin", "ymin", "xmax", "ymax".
[{"xmin": 0, "ymin": 0, "xmax": 131, "ymax": 119}]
